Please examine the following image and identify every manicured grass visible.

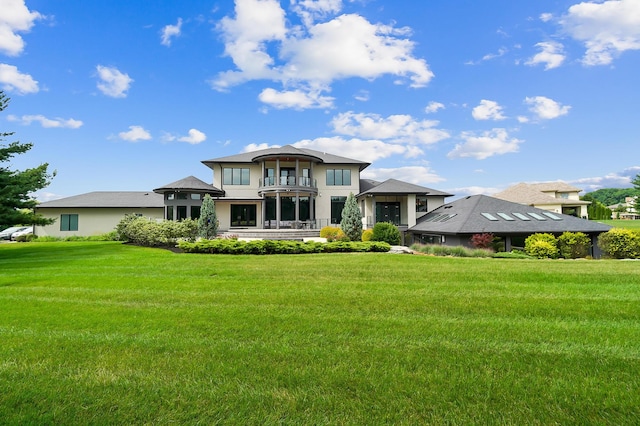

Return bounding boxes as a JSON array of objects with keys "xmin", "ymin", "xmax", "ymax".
[
  {"xmin": 1, "ymin": 242, "xmax": 639, "ymax": 424},
  {"xmin": 600, "ymin": 219, "xmax": 640, "ymax": 230}
]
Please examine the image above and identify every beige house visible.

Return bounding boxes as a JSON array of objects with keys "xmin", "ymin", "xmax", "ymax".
[
  {"xmin": 34, "ymin": 146, "xmax": 452, "ymax": 238},
  {"xmin": 35, "ymin": 192, "xmax": 164, "ymax": 238},
  {"xmin": 608, "ymin": 197, "xmax": 639, "ymax": 220},
  {"xmin": 493, "ymin": 182, "xmax": 590, "ymax": 219}
]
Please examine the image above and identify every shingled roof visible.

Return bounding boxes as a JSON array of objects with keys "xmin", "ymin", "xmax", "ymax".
[
  {"xmin": 36, "ymin": 192, "xmax": 164, "ymax": 209},
  {"xmin": 153, "ymin": 175, "xmax": 224, "ymax": 195},
  {"xmin": 202, "ymin": 145, "xmax": 370, "ymax": 171},
  {"xmin": 493, "ymin": 183, "xmax": 590, "ymax": 207},
  {"xmin": 358, "ymin": 178, "xmax": 453, "ymax": 197},
  {"xmin": 409, "ymin": 195, "xmax": 611, "ymax": 235}
]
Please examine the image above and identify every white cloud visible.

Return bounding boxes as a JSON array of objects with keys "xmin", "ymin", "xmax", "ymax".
[
  {"xmin": 293, "ymin": 136, "xmax": 411, "ymax": 162},
  {"xmin": 178, "ymin": 128, "xmax": 206, "ymax": 144},
  {"xmin": 448, "ymin": 128, "xmax": 522, "ymax": 160},
  {"xmin": 242, "ymin": 142, "xmax": 279, "ymax": 152},
  {"xmin": 118, "ymin": 125, "xmax": 151, "ymax": 142},
  {"xmin": 7, "ymin": 114, "xmax": 83, "ymax": 128},
  {"xmin": 560, "ymin": 0, "xmax": 640, "ymax": 66},
  {"xmin": 212, "ymin": 1, "xmax": 433, "ymax": 109},
  {"xmin": 160, "ymin": 18, "xmax": 183, "ymax": 46},
  {"xmin": 361, "ymin": 166, "xmax": 445, "ymax": 185},
  {"xmin": 96, "ymin": 65, "xmax": 133, "ymax": 98},
  {"xmin": 540, "ymin": 13, "xmax": 554, "ymax": 23},
  {"xmin": 524, "ymin": 96, "xmax": 570, "ymax": 120},
  {"xmin": 569, "ymin": 166, "xmax": 640, "ymax": 192},
  {"xmin": 330, "ymin": 111, "xmax": 450, "ymax": 145},
  {"xmin": 472, "ymin": 100, "xmax": 506, "ymax": 121},
  {"xmin": 0, "ymin": 63, "xmax": 38, "ymax": 94},
  {"xmin": 0, "ymin": 0, "xmax": 42, "ymax": 56},
  {"xmin": 259, "ymin": 87, "xmax": 334, "ymax": 109},
  {"xmin": 424, "ymin": 101, "xmax": 445, "ymax": 114},
  {"xmin": 526, "ymin": 41, "xmax": 565, "ymax": 70}
]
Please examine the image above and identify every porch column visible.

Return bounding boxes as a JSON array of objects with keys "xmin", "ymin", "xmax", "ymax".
[
  {"xmin": 295, "ymin": 193, "xmax": 300, "ymax": 222},
  {"xmin": 310, "ymin": 195, "xmax": 315, "ymax": 221},
  {"xmin": 276, "ymin": 192, "xmax": 281, "ymax": 229},
  {"xmin": 261, "ymin": 162, "xmax": 265, "ymax": 187},
  {"xmin": 262, "ymin": 197, "xmax": 266, "ymax": 229},
  {"xmin": 505, "ymin": 236, "xmax": 512, "ymax": 252}
]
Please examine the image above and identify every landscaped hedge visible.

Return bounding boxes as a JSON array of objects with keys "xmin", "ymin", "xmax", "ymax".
[
  {"xmin": 117, "ymin": 215, "xmax": 198, "ymax": 247},
  {"xmin": 598, "ymin": 228, "xmax": 640, "ymax": 259},
  {"xmin": 178, "ymin": 239, "xmax": 391, "ymax": 255}
]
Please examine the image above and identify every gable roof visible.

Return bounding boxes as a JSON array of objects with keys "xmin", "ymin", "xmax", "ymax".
[
  {"xmin": 202, "ymin": 145, "xmax": 370, "ymax": 171},
  {"xmin": 36, "ymin": 192, "xmax": 164, "ymax": 209},
  {"xmin": 493, "ymin": 183, "xmax": 589, "ymax": 206},
  {"xmin": 153, "ymin": 175, "xmax": 223, "ymax": 195},
  {"xmin": 358, "ymin": 178, "xmax": 453, "ymax": 197},
  {"xmin": 408, "ymin": 195, "xmax": 611, "ymax": 235}
]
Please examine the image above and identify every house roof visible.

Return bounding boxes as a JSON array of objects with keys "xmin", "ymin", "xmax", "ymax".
[
  {"xmin": 202, "ymin": 145, "xmax": 370, "ymax": 171},
  {"xmin": 408, "ymin": 195, "xmax": 611, "ymax": 235},
  {"xmin": 493, "ymin": 183, "xmax": 590, "ymax": 206},
  {"xmin": 36, "ymin": 191, "xmax": 164, "ymax": 209},
  {"xmin": 358, "ymin": 178, "xmax": 453, "ymax": 197},
  {"xmin": 153, "ymin": 175, "xmax": 224, "ymax": 195}
]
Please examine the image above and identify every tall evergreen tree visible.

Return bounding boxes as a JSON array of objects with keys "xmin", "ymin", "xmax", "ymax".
[
  {"xmin": 0, "ymin": 91, "xmax": 56, "ymax": 229},
  {"xmin": 197, "ymin": 194, "xmax": 218, "ymax": 239},
  {"xmin": 632, "ymin": 173, "xmax": 640, "ymax": 194},
  {"xmin": 340, "ymin": 192, "xmax": 362, "ymax": 241}
]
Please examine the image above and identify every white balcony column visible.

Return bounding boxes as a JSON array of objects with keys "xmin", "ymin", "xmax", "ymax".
[
  {"xmin": 276, "ymin": 159, "xmax": 280, "ymax": 186},
  {"xmin": 262, "ymin": 196, "xmax": 267, "ymax": 229},
  {"xmin": 295, "ymin": 193, "xmax": 300, "ymax": 222},
  {"xmin": 276, "ymin": 192, "xmax": 281, "ymax": 229},
  {"xmin": 261, "ymin": 162, "xmax": 265, "ymax": 187},
  {"xmin": 295, "ymin": 159, "xmax": 299, "ymax": 186}
]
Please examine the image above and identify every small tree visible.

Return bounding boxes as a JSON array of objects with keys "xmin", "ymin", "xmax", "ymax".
[
  {"xmin": 340, "ymin": 192, "xmax": 362, "ymax": 241},
  {"xmin": 470, "ymin": 233, "xmax": 494, "ymax": 249},
  {"xmin": 198, "ymin": 194, "xmax": 218, "ymax": 239}
]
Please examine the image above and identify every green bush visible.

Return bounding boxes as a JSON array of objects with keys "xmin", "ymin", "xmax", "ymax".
[
  {"xmin": 557, "ymin": 232, "xmax": 591, "ymax": 259},
  {"xmin": 117, "ymin": 216, "xmax": 198, "ymax": 247},
  {"xmin": 178, "ymin": 239, "xmax": 390, "ymax": 255},
  {"xmin": 409, "ymin": 244, "xmax": 493, "ymax": 258},
  {"xmin": 525, "ymin": 233, "xmax": 559, "ymax": 259},
  {"xmin": 597, "ymin": 228, "xmax": 640, "ymax": 259},
  {"xmin": 371, "ymin": 222, "xmax": 401, "ymax": 245}
]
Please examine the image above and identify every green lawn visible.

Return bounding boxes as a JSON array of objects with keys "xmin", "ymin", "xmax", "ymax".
[
  {"xmin": 1, "ymin": 242, "xmax": 639, "ymax": 424},
  {"xmin": 599, "ymin": 219, "xmax": 640, "ymax": 230}
]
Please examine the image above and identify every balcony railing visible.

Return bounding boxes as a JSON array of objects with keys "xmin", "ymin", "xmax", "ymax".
[{"xmin": 259, "ymin": 176, "xmax": 317, "ymax": 189}]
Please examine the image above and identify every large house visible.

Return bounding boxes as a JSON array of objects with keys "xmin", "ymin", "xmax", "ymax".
[
  {"xmin": 493, "ymin": 182, "xmax": 590, "ymax": 219},
  {"xmin": 35, "ymin": 145, "xmax": 452, "ymax": 238}
]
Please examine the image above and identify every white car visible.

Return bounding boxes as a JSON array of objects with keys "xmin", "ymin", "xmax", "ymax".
[
  {"xmin": 0, "ymin": 226, "xmax": 29, "ymax": 240},
  {"xmin": 10, "ymin": 226, "xmax": 33, "ymax": 241}
]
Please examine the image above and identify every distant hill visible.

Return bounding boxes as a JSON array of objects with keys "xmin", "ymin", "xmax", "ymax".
[{"xmin": 583, "ymin": 188, "xmax": 638, "ymax": 206}]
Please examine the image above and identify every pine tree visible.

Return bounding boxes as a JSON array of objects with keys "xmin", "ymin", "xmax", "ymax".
[
  {"xmin": 197, "ymin": 194, "xmax": 218, "ymax": 239},
  {"xmin": 0, "ymin": 91, "xmax": 56, "ymax": 229},
  {"xmin": 340, "ymin": 192, "xmax": 362, "ymax": 241}
]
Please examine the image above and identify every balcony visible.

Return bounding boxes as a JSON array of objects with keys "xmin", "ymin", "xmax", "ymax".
[{"xmin": 259, "ymin": 176, "xmax": 318, "ymax": 194}]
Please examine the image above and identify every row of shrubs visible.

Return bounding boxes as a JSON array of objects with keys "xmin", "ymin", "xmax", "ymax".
[
  {"xmin": 523, "ymin": 229, "xmax": 640, "ymax": 259},
  {"xmin": 320, "ymin": 222, "xmax": 401, "ymax": 245},
  {"xmin": 116, "ymin": 215, "xmax": 198, "ymax": 246},
  {"xmin": 178, "ymin": 239, "xmax": 391, "ymax": 255}
]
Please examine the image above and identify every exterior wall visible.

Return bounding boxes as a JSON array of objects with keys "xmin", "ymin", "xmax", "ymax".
[
  {"xmin": 213, "ymin": 163, "xmax": 263, "ymax": 199},
  {"xmin": 35, "ymin": 207, "xmax": 164, "ymax": 238},
  {"xmin": 313, "ymin": 164, "xmax": 361, "ymax": 224},
  {"xmin": 533, "ymin": 203, "xmax": 563, "ymax": 214}
]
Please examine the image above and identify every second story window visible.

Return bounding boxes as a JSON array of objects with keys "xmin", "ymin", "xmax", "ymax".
[
  {"xmin": 223, "ymin": 168, "xmax": 250, "ymax": 185},
  {"xmin": 326, "ymin": 169, "xmax": 351, "ymax": 186}
]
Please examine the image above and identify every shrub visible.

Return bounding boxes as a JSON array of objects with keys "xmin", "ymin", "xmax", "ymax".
[
  {"xmin": 361, "ymin": 229, "xmax": 373, "ymax": 242},
  {"xmin": 557, "ymin": 232, "xmax": 591, "ymax": 259},
  {"xmin": 320, "ymin": 226, "xmax": 345, "ymax": 241},
  {"xmin": 525, "ymin": 233, "xmax": 559, "ymax": 259},
  {"xmin": 178, "ymin": 239, "xmax": 390, "ymax": 255},
  {"xmin": 597, "ymin": 228, "xmax": 640, "ymax": 259},
  {"xmin": 371, "ymin": 222, "xmax": 401, "ymax": 245},
  {"xmin": 117, "ymin": 216, "xmax": 198, "ymax": 247},
  {"xmin": 409, "ymin": 243, "xmax": 493, "ymax": 258},
  {"xmin": 470, "ymin": 233, "xmax": 494, "ymax": 249}
]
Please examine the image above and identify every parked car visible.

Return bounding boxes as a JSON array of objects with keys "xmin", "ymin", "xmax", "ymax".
[
  {"xmin": 10, "ymin": 226, "xmax": 34, "ymax": 241},
  {"xmin": 0, "ymin": 226, "xmax": 29, "ymax": 240}
]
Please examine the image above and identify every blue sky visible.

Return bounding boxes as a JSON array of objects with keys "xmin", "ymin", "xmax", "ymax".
[{"xmin": 2, "ymin": 0, "xmax": 639, "ymax": 201}]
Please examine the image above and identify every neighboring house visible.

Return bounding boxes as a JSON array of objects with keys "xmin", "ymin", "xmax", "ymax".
[
  {"xmin": 493, "ymin": 182, "xmax": 590, "ymax": 219},
  {"xmin": 33, "ymin": 146, "xmax": 452, "ymax": 237},
  {"xmin": 407, "ymin": 195, "xmax": 612, "ymax": 258},
  {"xmin": 35, "ymin": 192, "xmax": 164, "ymax": 238},
  {"xmin": 608, "ymin": 196, "xmax": 640, "ymax": 220}
]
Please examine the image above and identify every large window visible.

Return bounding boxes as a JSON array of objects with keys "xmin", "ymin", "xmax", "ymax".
[
  {"xmin": 376, "ymin": 202, "xmax": 401, "ymax": 225},
  {"xmin": 416, "ymin": 196, "xmax": 428, "ymax": 212},
  {"xmin": 60, "ymin": 214, "xmax": 78, "ymax": 231},
  {"xmin": 331, "ymin": 196, "xmax": 346, "ymax": 224},
  {"xmin": 231, "ymin": 205, "xmax": 257, "ymax": 226},
  {"xmin": 326, "ymin": 169, "xmax": 351, "ymax": 186},
  {"xmin": 223, "ymin": 168, "xmax": 250, "ymax": 185}
]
